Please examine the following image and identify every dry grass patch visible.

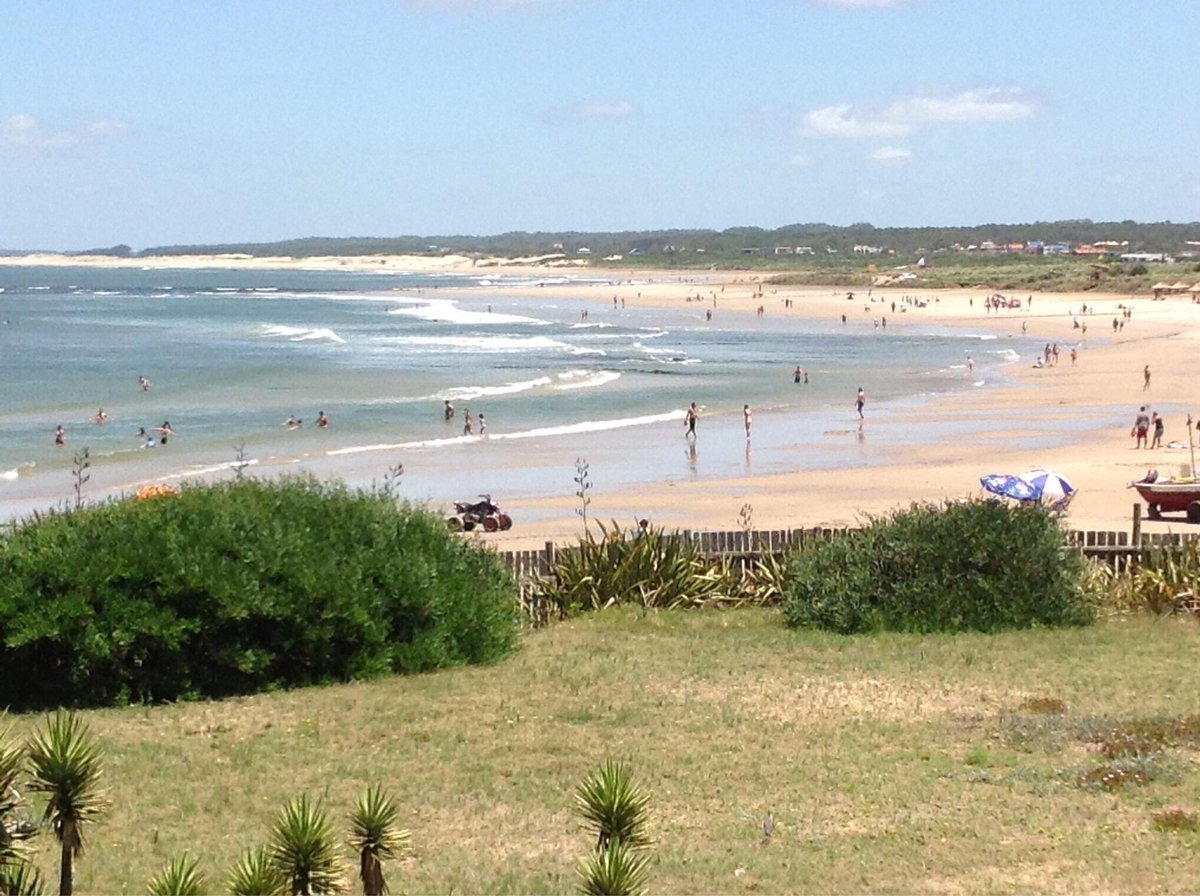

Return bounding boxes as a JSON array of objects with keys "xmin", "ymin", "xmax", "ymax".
[{"xmin": 8, "ymin": 609, "xmax": 1200, "ymax": 894}]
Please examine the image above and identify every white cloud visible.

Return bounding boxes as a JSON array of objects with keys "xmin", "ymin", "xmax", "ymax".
[
  {"xmin": 0, "ymin": 114, "xmax": 128, "ymax": 151},
  {"xmin": 870, "ymin": 146, "xmax": 913, "ymax": 164},
  {"xmin": 565, "ymin": 100, "xmax": 636, "ymax": 120},
  {"xmin": 804, "ymin": 87, "xmax": 1035, "ymax": 139},
  {"xmin": 804, "ymin": 104, "xmax": 913, "ymax": 139}
]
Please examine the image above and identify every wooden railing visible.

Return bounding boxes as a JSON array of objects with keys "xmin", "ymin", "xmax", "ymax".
[{"xmin": 494, "ymin": 526, "xmax": 1200, "ymax": 588}]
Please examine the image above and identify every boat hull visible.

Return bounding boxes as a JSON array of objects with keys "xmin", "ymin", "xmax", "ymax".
[{"xmin": 1132, "ymin": 482, "xmax": 1200, "ymax": 520}]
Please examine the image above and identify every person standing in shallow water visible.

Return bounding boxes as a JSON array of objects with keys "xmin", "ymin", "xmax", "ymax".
[
  {"xmin": 743, "ymin": 404, "xmax": 752, "ymax": 440},
  {"xmin": 684, "ymin": 402, "xmax": 698, "ymax": 439},
  {"xmin": 855, "ymin": 387, "xmax": 866, "ymax": 419}
]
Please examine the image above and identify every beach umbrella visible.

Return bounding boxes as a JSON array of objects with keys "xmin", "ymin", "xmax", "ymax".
[
  {"xmin": 979, "ymin": 473, "xmax": 1037, "ymax": 502},
  {"xmin": 1015, "ymin": 468, "xmax": 1076, "ymax": 510}
]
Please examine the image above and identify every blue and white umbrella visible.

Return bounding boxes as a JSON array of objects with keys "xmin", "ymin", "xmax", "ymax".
[
  {"xmin": 1016, "ymin": 469, "xmax": 1076, "ymax": 510},
  {"xmin": 980, "ymin": 473, "xmax": 1038, "ymax": 502},
  {"xmin": 980, "ymin": 469, "xmax": 1075, "ymax": 511}
]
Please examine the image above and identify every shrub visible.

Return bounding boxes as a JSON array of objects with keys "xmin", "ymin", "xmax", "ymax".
[
  {"xmin": 535, "ymin": 521, "xmax": 737, "ymax": 615},
  {"xmin": 780, "ymin": 500, "xmax": 1095, "ymax": 634},
  {"xmin": 0, "ymin": 477, "xmax": 519, "ymax": 709}
]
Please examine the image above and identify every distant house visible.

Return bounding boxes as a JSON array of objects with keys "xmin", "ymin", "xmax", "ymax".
[
  {"xmin": 853, "ymin": 244, "xmax": 883, "ymax": 255},
  {"xmin": 741, "ymin": 247, "xmax": 762, "ymax": 256},
  {"xmin": 1072, "ymin": 244, "xmax": 1107, "ymax": 256},
  {"xmin": 576, "ymin": 247, "xmax": 591, "ymax": 255},
  {"xmin": 1043, "ymin": 242, "xmax": 1071, "ymax": 255},
  {"xmin": 1121, "ymin": 252, "xmax": 1174, "ymax": 264},
  {"xmin": 773, "ymin": 246, "xmax": 794, "ymax": 255}
]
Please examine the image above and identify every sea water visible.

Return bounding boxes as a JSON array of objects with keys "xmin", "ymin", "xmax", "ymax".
[{"xmin": 0, "ymin": 265, "xmax": 1038, "ymax": 520}]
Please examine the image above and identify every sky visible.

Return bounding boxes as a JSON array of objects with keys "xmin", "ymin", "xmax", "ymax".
[{"xmin": 2, "ymin": 0, "xmax": 1198, "ymax": 250}]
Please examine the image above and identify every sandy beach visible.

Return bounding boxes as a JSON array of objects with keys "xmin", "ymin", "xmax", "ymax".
[{"xmin": 5, "ymin": 252, "xmax": 1198, "ymax": 550}]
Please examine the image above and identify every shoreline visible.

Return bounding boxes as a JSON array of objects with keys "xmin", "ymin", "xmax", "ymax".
[{"xmin": 3, "ymin": 253, "xmax": 1198, "ymax": 550}]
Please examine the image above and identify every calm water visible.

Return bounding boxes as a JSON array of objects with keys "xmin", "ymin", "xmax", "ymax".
[{"xmin": 0, "ymin": 265, "xmax": 1035, "ymax": 518}]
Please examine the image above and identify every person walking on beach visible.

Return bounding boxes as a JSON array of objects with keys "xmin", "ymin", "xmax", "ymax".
[
  {"xmin": 855, "ymin": 387, "xmax": 866, "ymax": 420},
  {"xmin": 463, "ymin": 410, "xmax": 473, "ymax": 435},
  {"xmin": 743, "ymin": 404, "xmax": 752, "ymax": 440},
  {"xmin": 1143, "ymin": 364, "xmax": 1151, "ymax": 391},
  {"xmin": 684, "ymin": 402, "xmax": 698, "ymax": 439},
  {"xmin": 478, "ymin": 413, "xmax": 486, "ymax": 435},
  {"xmin": 1132, "ymin": 406, "xmax": 1150, "ymax": 449},
  {"xmin": 1151, "ymin": 412, "xmax": 1165, "ymax": 449}
]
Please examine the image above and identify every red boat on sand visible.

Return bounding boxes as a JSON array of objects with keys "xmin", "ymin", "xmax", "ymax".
[{"xmin": 1129, "ymin": 472, "xmax": 1200, "ymax": 523}]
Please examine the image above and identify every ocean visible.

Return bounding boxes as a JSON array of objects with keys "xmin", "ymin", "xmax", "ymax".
[{"xmin": 0, "ymin": 265, "xmax": 1033, "ymax": 522}]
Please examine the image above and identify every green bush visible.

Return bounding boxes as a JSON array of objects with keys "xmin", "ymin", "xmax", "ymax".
[
  {"xmin": 780, "ymin": 500, "xmax": 1095, "ymax": 634},
  {"xmin": 0, "ymin": 477, "xmax": 518, "ymax": 709},
  {"xmin": 535, "ymin": 521, "xmax": 737, "ymax": 615}
]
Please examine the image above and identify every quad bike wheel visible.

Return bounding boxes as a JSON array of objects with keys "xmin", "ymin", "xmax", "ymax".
[
  {"xmin": 497, "ymin": 513, "xmax": 513, "ymax": 531},
  {"xmin": 483, "ymin": 516, "xmax": 500, "ymax": 532},
  {"xmin": 462, "ymin": 519, "xmax": 476, "ymax": 531},
  {"xmin": 446, "ymin": 516, "xmax": 463, "ymax": 531}
]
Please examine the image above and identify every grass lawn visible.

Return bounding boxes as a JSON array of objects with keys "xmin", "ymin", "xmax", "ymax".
[{"xmin": 13, "ymin": 609, "xmax": 1200, "ymax": 894}]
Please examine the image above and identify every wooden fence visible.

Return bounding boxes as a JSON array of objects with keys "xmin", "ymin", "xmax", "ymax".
[{"xmin": 495, "ymin": 526, "xmax": 1200, "ymax": 590}]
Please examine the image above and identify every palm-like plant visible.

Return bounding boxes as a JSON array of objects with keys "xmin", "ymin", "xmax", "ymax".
[
  {"xmin": 226, "ymin": 846, "xmax": 288, "ymax": 896},
  {"xmin": 26, "ymin": 711, "xmax": 107, "ymax": 896},
  {"xmin": 0, "ymin": 859, "xmax": 46, "ymax": 896},
  {"xmin": 268, "ymin": 795, "xmax": 345, "ymax": 895},
  {"xmin": 573, "ymin": 761, "xmax": 651, "ymax": 852},
  {"xmin": 1, "ymin": 718, "xmax": 38, "ymax": 884},
  {"xmin": 347, "ymin": 786, "xmax": 408, "ymax": 896},
  {"xmin": 145, "ymin": 854, "xmax": 206, "ymax": 896},
  {"xmin": 576, "ymin": 838, "xmax": 650, "ymax": 896}
]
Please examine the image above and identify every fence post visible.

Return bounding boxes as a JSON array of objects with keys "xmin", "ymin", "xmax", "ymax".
[{"xmin": 1131, "ymin": 503, "xmax": 1142, "ymax": 546}]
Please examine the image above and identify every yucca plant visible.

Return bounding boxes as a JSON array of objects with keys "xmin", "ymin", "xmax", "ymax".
[
  {"xmin": 347, "ymin": 786, "xmax": 408, "ymax": 896},
  {"xmin": 573, "ymin": 760, "xmax": 652, "ymax": 853},
  {"xmin": 538, "ymin": 521, "xmax": 736, "ymax": 614},
  {"xmin": 145, "ymin": 854, "xmax": 206, "ymax": 896},
  {"xmin": 26, "ymin": 711, "xmax": 107, "ymax": 896},
  {"xmin": 1, "ymin": 717, "xmax": 38, "ymax": 883},
  {"xmin": 268, "ymin": 796, "xmax": 346, "ymax": 895},
  {"xmin": 576, "ymin": 838, "xmax": 650, "ymax": 896},
  {"xmin": 226, "ymin": 846, "xmax": 288, "ymax": 896},
  {"xmin": 0, "ymin": 859, "xmax": 46, "ymax": 896}
]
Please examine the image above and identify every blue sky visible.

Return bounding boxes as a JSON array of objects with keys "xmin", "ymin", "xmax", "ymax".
[{"xmin": 3, "ymin": 0, "xmax": 1197, "ymax": 250}]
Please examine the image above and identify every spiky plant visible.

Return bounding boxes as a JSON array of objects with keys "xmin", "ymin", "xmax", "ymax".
[
  {"xmin": 1, "ymin": 718, "xmax": 38, "ymax": 884},
  {"xmin": 145, "ymin": 854, "xmax": 206, "ymax": 896},
  {"xmin": 226, "ymin": 846, "xmax": 288, "ymax": 896},
  {"xmin": 347, "ymin": 786, "xmax": 408, "ymax": 896},
  {"xmin": 573, "ymin": 761, "xmax": 651, "ymax": 853},
  {"xmin": 268, "ymin": 796, "xmax": 345, "ymax": 895},
  {"xmin": 576, "ymin": 838, "xmax": 650, "ymax": 896},
  {"xmin": 0, "ymin": 859, "xmax": 46, "ymax": 896},
  {"xmin": 26, "ymin": 711, "xmax": 107, "ymax": 896}
]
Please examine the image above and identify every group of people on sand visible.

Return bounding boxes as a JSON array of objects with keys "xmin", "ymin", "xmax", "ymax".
[{"xmin": 1131, "ymin": 405, "xmax": 1168, "ymax": 450}]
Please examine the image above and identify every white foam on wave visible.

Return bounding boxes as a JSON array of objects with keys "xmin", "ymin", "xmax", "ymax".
[
  {"xmin": 260, "ymin": 324, "xmax": 346, "ymax": 344},
  {"xmin": 388, "ymin": 298, "xmax": 545, "ymax": 326},
  {"xmin": 327, "ymin": 409, "xmax": 682, "ymax": 457},
  {"xmin": 0, "ymin": 462, "xmax": 35, "ymax": 482},
  {"xmin": 990, "ymin": 348, "xmax": 1021, "ymax": 363},
  {"xmin": 394, "ymin": 334, "xmax": 570, "ymax": 353},
  {"xmin": 554, "ymin": 370, "xmax": 621, "ymax": 390},
  {"xmin": 442, "ymin": 377, "xmax": 552, "ymax": 401}
]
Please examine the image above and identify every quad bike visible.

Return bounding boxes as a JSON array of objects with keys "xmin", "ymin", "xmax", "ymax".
[{"xmin": 447, "ymin": 495, "xmax": 513, "ymax": 532}]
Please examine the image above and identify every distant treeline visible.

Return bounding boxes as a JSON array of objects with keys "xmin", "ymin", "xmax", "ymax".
[{"xmin": 5, "ymin": 219, "xmax": 1196, "ymax": 265}]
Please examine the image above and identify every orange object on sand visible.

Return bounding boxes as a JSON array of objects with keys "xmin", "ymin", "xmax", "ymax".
[{"xmin": 135, "ymin": 484, "xmax": 177, "ymax": 500}]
